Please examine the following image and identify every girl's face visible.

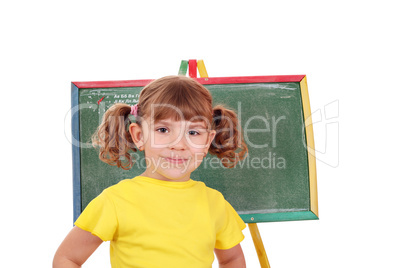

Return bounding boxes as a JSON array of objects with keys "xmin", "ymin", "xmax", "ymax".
[{"xmin": 130, "ymin": 117, "xmax": 216, "ymax": 182}]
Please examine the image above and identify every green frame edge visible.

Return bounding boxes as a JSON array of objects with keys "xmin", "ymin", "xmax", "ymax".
[{"xmin": 241, "ymin": 211, "xmax": 319, "ymax": 224}]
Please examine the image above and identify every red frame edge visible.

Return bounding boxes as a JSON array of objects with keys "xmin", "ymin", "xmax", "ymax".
[
  {"xmin": 196, "ymin": 75, "xmax": 305, "ymax": 85},
  {"xmin": 72, "ymin": 79, "xmax": 154, "ymax": 89},
  {"xmin": 72, "ymin": 75, "xmax": 306, "ymax": 89}
]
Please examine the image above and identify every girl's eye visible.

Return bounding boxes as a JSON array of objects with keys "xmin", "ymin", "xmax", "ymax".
[
  {"xmin": 156, "ymin": 127, "xmax": 169, "ymax": 133},
  {"xmin": 188, "ymin": 130, "xmax": 200, "ymax": 136}
]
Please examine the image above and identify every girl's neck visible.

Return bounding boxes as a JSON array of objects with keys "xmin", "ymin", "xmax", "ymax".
[{"xmin": 139, "ymin": 171, "xmax": 191, "ymax": 183}]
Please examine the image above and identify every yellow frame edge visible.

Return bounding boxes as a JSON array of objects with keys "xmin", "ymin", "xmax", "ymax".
[{"xmin": 300, "ymin": 76, "xmax": 319, "ymax": 217}]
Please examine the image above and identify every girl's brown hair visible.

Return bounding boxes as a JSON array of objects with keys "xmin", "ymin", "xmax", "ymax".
[{"xmin": 92, "ymin": 75, "xmax": 248, "ymax": 170}]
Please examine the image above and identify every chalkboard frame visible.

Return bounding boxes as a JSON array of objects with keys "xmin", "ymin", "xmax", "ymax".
[{"xmin": 71, "ymin": 75, "xmax": 318, "ymax": 223}]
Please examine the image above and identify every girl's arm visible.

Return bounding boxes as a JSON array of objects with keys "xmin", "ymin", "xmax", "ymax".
[
  {"xmin": 214, "ymin": 244, "xmax": 246, "ymax": 268},
  {"xmin": 53, "ymin": 226, "xmax": 103, "ymax": 268}
]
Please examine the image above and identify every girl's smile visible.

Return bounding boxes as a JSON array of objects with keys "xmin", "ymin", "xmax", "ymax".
[{"xmin": 164, "ymin": 156, "xmax": 189, "ymax": 165}]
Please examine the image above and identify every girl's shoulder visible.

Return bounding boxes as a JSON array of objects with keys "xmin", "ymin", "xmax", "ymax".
[
  {"xmin": 101, "ymin": 178, "xmax": 137, "ymax": 197},
  {"xmin": 196, "ymin": 182, "xmax": 226, "ymax": 203}
]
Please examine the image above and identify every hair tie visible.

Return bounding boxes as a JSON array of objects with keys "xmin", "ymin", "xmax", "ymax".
[{"xmin": 130, "ymin": 104, "xmax": 138, "ymax": 117}]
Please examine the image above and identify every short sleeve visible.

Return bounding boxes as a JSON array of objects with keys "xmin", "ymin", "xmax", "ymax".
[
  {"xmin": 74, "ymin": 191, "xmax": 118, "ymax": 241},
  {"xmin": 215, "ymin": 200, "xmax": 246, "ymax": 250}
]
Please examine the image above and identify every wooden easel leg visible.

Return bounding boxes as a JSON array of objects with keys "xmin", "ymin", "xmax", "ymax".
[
  {"xmin": 178, "ymin": 60, "xmax": 188, "ymax": 76},
  {"xmin": 177, "ymin": 59, "xmax": 208, "ymax": 78},
  {"xmin": 248, "ymin": 223, "xmax": 271, "ymax": 268},
  {"xmin": 197, "ymin": 59, "xmax": 208, "ymax": 78}
]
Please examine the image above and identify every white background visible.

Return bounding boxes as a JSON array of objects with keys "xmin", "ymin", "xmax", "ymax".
[{"xmin": 1, "ymin": 0, "xmax": 401, "ymax": 267}]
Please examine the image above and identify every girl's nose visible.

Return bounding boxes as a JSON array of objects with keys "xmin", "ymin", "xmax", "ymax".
[{"xmin": 169, "ymin": 133, "xmax": 187, "ymax": 150}]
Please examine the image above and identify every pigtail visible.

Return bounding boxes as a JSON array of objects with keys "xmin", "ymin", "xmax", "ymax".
[
  {"xmin": 209, "ymin": 105, "xmax": 248, "ymax": 168},
  {"xmin": 92, "ymin": 103, "xmax": 137, "ymax": 170}
]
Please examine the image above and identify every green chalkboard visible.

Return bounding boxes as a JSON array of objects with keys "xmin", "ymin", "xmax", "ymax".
[{"xmin": 71, "ymin": 75, "xmax": 318, "ymax": 223}]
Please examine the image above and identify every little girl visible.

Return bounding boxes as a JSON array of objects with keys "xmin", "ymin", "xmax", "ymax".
[{"xmin": 54, "ymin": 75, "xmax": 248, "ymax": 268}]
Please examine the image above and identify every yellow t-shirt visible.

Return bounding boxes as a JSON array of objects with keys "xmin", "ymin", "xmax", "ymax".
[{"xmin": 75, "ymin": 176, "xmax": 246, "ymax": 268}]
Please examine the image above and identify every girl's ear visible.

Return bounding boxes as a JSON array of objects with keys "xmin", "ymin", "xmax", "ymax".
[
  {"xmin": 129, "ymin": 123, "xmax": 144, "ymax": 150},
  {"xmin": 204, "ymin": 130, "xmax": 216, "ymax": 154}
]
